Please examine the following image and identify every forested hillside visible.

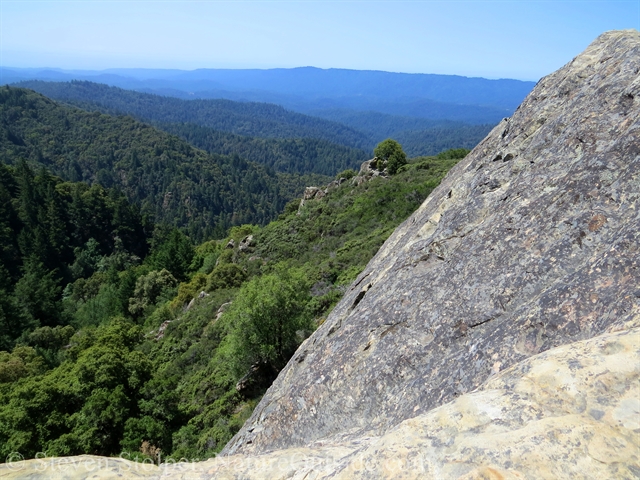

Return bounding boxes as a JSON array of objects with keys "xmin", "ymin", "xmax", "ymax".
[
  {"xmin": 310, "ymin": 109, "xmax": 495, "ymax": 157},
  {"xmin": 0, "ymin": 86, "xmax": 323, "ymax": 240},
  {"xmin": 13, "ymin": 81, "xmax": 373, "ymax": 150},
  {"xmin": 157, "ymin": 123, "xmax": 366, "ymax": 175},
  {"xmin": 14, "ymin": 81, "xmax": 498, "ymax": 159},
  {"xmin": 395, "ymin": 123, "xmax": 494, "ymax": 157},
  {"xmin": 0, "ymin": 146, "xmax": 466, "ymax": 463}
]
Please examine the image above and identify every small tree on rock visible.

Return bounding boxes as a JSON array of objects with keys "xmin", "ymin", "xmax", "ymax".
[{"xmin": 374, "ymin": 139, "xmax": 407, "ymax": 175}]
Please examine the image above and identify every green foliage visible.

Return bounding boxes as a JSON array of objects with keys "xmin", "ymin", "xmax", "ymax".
[
  {"xmin": 70, "ymin": 283, "xmax": 124, "ymax": 328},
  {"xmin": 148, "ymin": 229, "xmax": 194, "ymax": 282},
  {"xmin": 69, "ymin": 238, "xmax": 103, "ymax": 279},
  {"xmin": 435, "ymin": 147, "xmax": 470, "ymax": 160},
  {"xmin": 227, "ymin": 224, "xmax": 257, "ymax": 243},
  {"xmin": 21, "ymin": 325, "xmax": 75, "ymax": 368},
  {"xmin": 373, "ymin": 138, "xmax": 407, "ymax": 175},
  {"xmin": 207, "ymin": 263, "xmax": 246, "ymax": 291},
  {"xmin": 16, "ymin": 80, "xmax": 372, "ymax": 150},
  {"xmin": 170, "ymin": 273, "xmax": 207, "ymax": 311},
  {"xmin": 335, "ymin": 168, "xmax": 358, "ymax": 180},
  {"xmin": 396, "ymin": 127, "xmax": 490, "ymax": 157},
  {"xmin": 225, "ymin": 269, "xmax": 313, "ymax": 374},
  {"xmin": 0, "ymin": 318, "xmax": 150, "ymax": 459},
  {"xmin": 162, "ymin": 123, "xmax": 367, "ymax": 176},
  {"xmin": 0, "ymin": 86, "xmax": 302, "ymax": 241},
  {"xmin": 0, "ymin": 265, "xmax": 24, "ymax": 351},
  {"xmin": 23, "ymin": 326, "xmax": 75, "ymax": 351},
  {"xmin": 0, "ymin": 159, "xmax": 151, "ymax": 346},
  {"xmin": 128, "ymin": 269, "xmax": 178, "ymax": 318},
  {"xmin": 13, "ymin": 256, "xmax": 65, "ymax": 328},
  {"xmin": 192, "ymin": 241, "xmax": 224, "ymax": 275},
  {"xmin": 0, "ymin": 347, "xmax": 45, "ymax": 383}
]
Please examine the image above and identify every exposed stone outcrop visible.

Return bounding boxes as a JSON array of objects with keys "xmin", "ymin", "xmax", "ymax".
[
  {"xmin": 298, "ymin": 186, "xmax": 327, "ymax": 212},
  {"xmin": 238, "ymin": 234, "xmax": 255, "ymax": 252},
  {"xmin": 352, "ymin": 156, "xmax": 387, "ymax": 186},
  {"xmin": 224, "ymin": 29, "xmax": 640, "ymax": 459}
]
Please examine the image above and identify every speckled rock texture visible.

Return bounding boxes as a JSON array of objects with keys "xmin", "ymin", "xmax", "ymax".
[{"xmin": 223, "ymin": 29, "xmax": 640, "ymax": 456}]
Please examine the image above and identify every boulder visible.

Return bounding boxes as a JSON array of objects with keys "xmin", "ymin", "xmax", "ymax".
[{"xmin": 238, "ymin": 234, "xmax": 255, "ymax": 252}]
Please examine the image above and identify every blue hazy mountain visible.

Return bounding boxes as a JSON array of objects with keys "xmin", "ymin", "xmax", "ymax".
[{"xmin": 2, "ymin": 66, "xmax": 535, "ymax": 124}]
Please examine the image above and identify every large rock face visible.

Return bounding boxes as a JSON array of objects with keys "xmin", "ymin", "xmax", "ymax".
[
  {"xmin": 1, "ymin": 30, "xmax": 639, "ymax": 480},
  {"xmin": 223, "ymin": 29, "xmax": 640, "ymax": 456}
]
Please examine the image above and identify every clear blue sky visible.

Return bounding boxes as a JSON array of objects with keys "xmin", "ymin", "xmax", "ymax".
[{"xmin": 1, "ymin": 0, "xmax": 638, "ymax": 80}]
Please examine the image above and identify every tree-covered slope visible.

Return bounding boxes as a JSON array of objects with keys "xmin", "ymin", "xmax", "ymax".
[
  {"xmin": 309, "ymin": 109, "xmax": 495, "ymax": 156},
  {"xmin": 0, "ymin": 161, "xmax": 151, "ymax": 350},
  {"xmin": 13, "ymin": 80, "xmax": 373, "ymax": 150},
  {"xmin": 0, "ymin": 86, "xmax": 310, "ymax": 240},
  {"xmin": 395, "ymin": 123, "xmax": 494, "ymax": 157},
  {"xmin": 15, "ymin": 81, "xmax": 497, "ymax": 162},
  {"xmin": 0, "ymin": 148, "xmax": 466, "ymax": 463},
  {"xmin": 159, "ymin": 123, "xmax": 367, "ymax": 175}
]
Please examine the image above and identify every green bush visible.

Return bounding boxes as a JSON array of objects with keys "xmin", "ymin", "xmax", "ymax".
[
  {"xmin": 207, "ymin": 263, "xmax": 247, "ymax": 291},
  {"xmin": 335, "ymin": 168, "xmax": 357, "ymax": 180},
  {"xmin": 128, "ymin": 269, "xmax": 178, "ymax": 317},
  {"xmin": 373, "ymin": 139, "xmax": 407, "ymax": 175},
  {"xmin": 225, "ymin": 268, "xmax": 313, "ymax": 375}
]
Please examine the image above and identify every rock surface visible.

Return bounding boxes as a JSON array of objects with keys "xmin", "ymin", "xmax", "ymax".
[
  {"xmin": 224, "ymin": 29, "xmax": 640, "ymax": 455},
  {"xmin": 2, "ymin": 30, "xmax": 640, "ymax": 479}
]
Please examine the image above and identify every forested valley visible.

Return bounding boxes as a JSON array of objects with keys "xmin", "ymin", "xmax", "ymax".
[
  {"xmin": 0, "ymin": 83, "xmax": 469, "ymax": 462},
  {"xmin": 12, "ymin": 81, "xmax": 373, "ymax": 177},
  {"xmin": 0, "ymin": 87, "xmax": 334, "ymax": 241},
  {"xmin": 15, "ymin": 80, "xmax": 495, "ymax": 160}
]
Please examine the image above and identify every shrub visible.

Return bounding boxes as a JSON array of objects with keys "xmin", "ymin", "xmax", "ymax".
[{"xmin": 373, "ymin": 139, "xmax": 407, "ymax": 175}]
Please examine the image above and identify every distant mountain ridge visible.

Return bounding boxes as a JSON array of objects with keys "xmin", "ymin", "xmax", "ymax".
[
  {"xmin": 2, "ymin": 66, "xmax": 535, "ymax": 123},
  {"xmin": 13, "ymin": 80, "xmax": 372, "ymax": 150},
  {"xmin": 13, "ymin": 80, "xmax": 501, "ymax": 158}
]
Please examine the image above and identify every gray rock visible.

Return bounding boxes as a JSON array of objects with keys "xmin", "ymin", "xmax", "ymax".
[
  {"xmin": 223, "ymin": 29, "xmax": 640, "ymax": 457},
  {"xmin": 238, "ymin": 234, "xmax": 255, "ymax": 252},
  {"xmin": 214, "ymin": 301, "xmax": 232, "ymax": 322},
  {"xmin": 354, "ymin": 157, "xmax": 388, "ymax": 185},
  {"xmin": 302, "ymin": 186, "xmax": 323, "ymax": 200}
]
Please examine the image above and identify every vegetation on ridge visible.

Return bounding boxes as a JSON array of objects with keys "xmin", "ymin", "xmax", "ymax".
[
  {"xmin": 13, "ymin": 80, "xmax": 373, "ymax": 151},
  {"xmin": 0, "ymin": 145, "xmax": 467, "ymax": 462},
  {"xmin": 15, "ymin": 80, "xmax": 495, "ymax": 161},
  {"xmin": 0, "ymin": 86, "xmax": 330, "ymax": 241}
]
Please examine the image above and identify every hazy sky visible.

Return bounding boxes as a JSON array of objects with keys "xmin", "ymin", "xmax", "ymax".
[{"xmin": 1, "ymin": 1, "xmax": 638, "ymax": 80}]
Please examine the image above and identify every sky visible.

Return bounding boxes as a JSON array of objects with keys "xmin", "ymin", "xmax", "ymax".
[{"xmin": 1, "ymin": 0, "xmax": 638, "ymax": 80}]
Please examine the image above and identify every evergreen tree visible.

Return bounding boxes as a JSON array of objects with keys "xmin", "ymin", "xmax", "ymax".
[
  {"xmin": 13, "ymin": 256, "xmax": 64, "ymax": 329},
  {"xmin": 149, "ymin": 229, "xmax": 194, "ymax": 282}
]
